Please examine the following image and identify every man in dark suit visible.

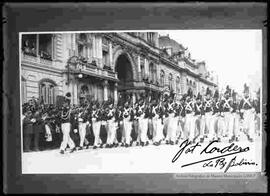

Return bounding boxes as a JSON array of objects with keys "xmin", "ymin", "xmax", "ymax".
[{"xmin": 22, "ymin": 108, "xmax": 34, "ymax": 152}]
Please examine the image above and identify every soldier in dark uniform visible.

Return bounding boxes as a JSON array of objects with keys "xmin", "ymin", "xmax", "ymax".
[
  {"xmin": 22, "ymin": 107, "xmax": 34, "ymax": 152},
  {"xmin": 32, "ymin": 107, "xmax": 44, "ymax": 151}
]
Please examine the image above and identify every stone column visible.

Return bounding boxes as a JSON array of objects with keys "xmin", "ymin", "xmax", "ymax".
[
  {"xmin": 114, "ymin": 82, "xmax": 118, "ymax": 105},
  {"xmin": 137, "ymin": 55, "xmax": 141, "ymax": 81},
  {"xmin": 144, "ymin": 58, "xmax": 148, "ymax": 79},
  {"xmin": 109, "ymin": 41, "xmax": 113, "ymax": 67},
  {"xmin": 103, "ymin": 80, "xmax": 109, "ymax": 101}
]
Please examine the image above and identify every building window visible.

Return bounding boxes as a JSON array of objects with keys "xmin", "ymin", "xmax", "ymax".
[
  {"xmin": 22, "ymin": 34, "xmax": 37, "ymax": 56},
  {"xmin": 169, "ymin": 73, "xmax": 173, "ymax": 90},
  {"xmin": 39, "ymin": 34, "xmax": 53, "ymax": 60},
  {"xmin": 160, "ymin": 70, "xmax": 165, "ymax": 87},
  {"xmin": 176, "ymin": 76, "xmax": 180, "ymax": 94},
  {"xmin": 102, "ymin": 50, "xmax": 110, "ymax": 70},
  {"xmin": 141, "ymin": 61, "xmax": 145, "ymax": 79},
  {"xmin": 39, "ymin": 80, "xmax": 56, "ymax": 104}
]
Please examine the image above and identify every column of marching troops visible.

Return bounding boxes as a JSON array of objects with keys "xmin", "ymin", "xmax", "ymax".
[{"xmin": 22, "ymin": 84, "xmax": 260, "ymax": 154}]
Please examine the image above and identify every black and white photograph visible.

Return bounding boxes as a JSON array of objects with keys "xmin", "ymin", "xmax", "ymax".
[
  {"xmin": 3, "ymin": 2, "xmax": 267, "ymax": 193},
  {"xmin": 20, "ymin": 30, "xmax": 263, "ymax": 174}
]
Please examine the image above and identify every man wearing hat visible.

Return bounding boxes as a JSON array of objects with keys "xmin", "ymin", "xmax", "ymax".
[
  {"xmin": 184, "ymin": 88, "xmax": 195, "ymax": 143},
  {"xmin": 59, "ymin": 94, "xmax": 76, "ymax": 154},
  {"xmin": 220, "ymin": 85, "xmax": 233, "ymax": 139},
  {"xmin": 91, "ymin": 101, "xmax": 102, "ymax": 149},
  {"xmin": 122, "ymin": 100, "xmax": 134, "ymax": 147},
  {"xmin": 135, "ymin": 98, "xmax": 147, "ymax": 146},
  {"xmin": 239, "ymin": 84, "xmax": 256, "ymax": 142},
  {"xmin": 203, "ymin": 87, "xmax": 213, "ymax": 141},
  {"xmin": 152, "ymin": 98, "xmax": 165, "ymax": 146},
  {"xmin": 22, "ymin": 106, "xmax": 35, "ymax": 152},
  {"xmin": 194, "ymin": 93, "xmax": 205, "ymax": 143},
  {"xmin": 211, "ymin": 89, "xmax": 222, "ymax": 142},
  {"xmin": 77, "ymin": 103, "xmax": 90, "ymax": 150},
  {"xmin": 105, "ymin": 100, "xmax": 118, "ymax": 148},
  {"xmin": 228, "ymin": 90, "xmax": 240, "ymax": 142}
]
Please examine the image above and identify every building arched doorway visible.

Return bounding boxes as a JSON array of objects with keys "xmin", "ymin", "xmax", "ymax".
[{"xmin": 115, "ymin": 53, "xmax": 134, "ymax": 101}]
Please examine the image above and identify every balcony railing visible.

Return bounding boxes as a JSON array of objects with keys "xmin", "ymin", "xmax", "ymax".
[{"xmin": 22, "ymin": 51, "xmax": 53, "ymax": 67}]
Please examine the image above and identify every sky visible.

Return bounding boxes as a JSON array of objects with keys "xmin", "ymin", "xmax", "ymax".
[{"xmin": 158, "ymin": 30, "xmax": 262, "ymax": 94}]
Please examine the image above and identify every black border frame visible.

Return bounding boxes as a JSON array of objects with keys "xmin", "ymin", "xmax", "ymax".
[{"xmin": 3, "ymin": 2, "xmax": 268, "ymax": 193}]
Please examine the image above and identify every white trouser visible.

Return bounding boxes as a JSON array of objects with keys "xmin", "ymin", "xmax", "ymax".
[
  {"xmin": 153, "ymin": 117, "xmax": 164, "ymax": 142},
  {"xmin": 176, "ymin": 117, "xmax": 183, "ymax": 140},
  {"xmin": 138, "ymin": 117, "xmax": 148, "ymax": 143},
  {"xmin": 165, "ymin": 114, "xmax": 174, "ymax": 141},
  {"xmin": 163, "ymin": 117, "xmax": 169, "ymax": 139},
  {"xmin": 107, "ymin": 119, "xmax": 117, "ymax": 145},
  {"xmin": 204, "ymin": 112, "xmax": 212, "ymax": 137},
  {"xmin": 198, "ymin": 115, "xmax": 206, "ymax": 139},
  {"xmin": 60, "ymin": 122, "xmax": 75, "ymax": 151},
  {"xmin": 243, "ymin": 109, "xmax": 255, "ymax": 140},
  {"xmin": 92, "ymin": 119, "xmax": 101, "ymax": 146},
  {"xmin": 185, "ymin": 113, "xmax": 195, "ymax": 141},
  {"xmin": 230, "ymin": 113, "xmax": 240, "ymax": 139},
  {"xmin": 217, "ymin": 115, "xmax": 225, "ymax": 137},
  {"xmin": 210, "ymin": 114, "xmax": 219, "ymax": 139},
  {"xmin": 78, "ymin": 122, "xmax": 87, "ymax": 147},
  {"xmin": 123, "ymin": 117, "xmax": 132, "ymax": 144},
  {"xmin": 193, "ymin": 115, "xmax": 201, "ymax": 140},
  {"xmin": 45, "ymin": 124, "xmax": 52, "ymax": 142},
  {"xmin": 223, "ymin": 112, "xmax": 232, "ymax": 137}
]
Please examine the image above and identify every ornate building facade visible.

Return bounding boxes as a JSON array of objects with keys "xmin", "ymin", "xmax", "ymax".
[{"xmin": 20, "ymin": 32, "xmax": 217, "ymax": 105}]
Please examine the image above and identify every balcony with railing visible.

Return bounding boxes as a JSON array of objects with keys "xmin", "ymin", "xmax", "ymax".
[{"xmin": 67, "ymin": 55, "xmax": 118, "ymax": 81}]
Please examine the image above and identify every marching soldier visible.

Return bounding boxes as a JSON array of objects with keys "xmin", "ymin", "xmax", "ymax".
[
  {"xmin": 229, "ymin": 90, "xmax": 240, "ymax": 142},
  {"xmin": 239, "ymin": 84, "xmax": 256, "ymax": 142},
  {"xmin": 122, "ymin": 100, "xmax": 134, "ymax": 147},
  {"xmin": 78, "ymin": 103, "xmax": 90, "ymax": 150},
  {"xmin": 211, "ymin": 89, "xmax": 222, "ymax": 142},
  {"xmin": 91, "ymin": 102, "xmax": 102, "ymax": 149},
  {"xmin": 184, "ymin": 89, "xmax": 195, "ymax": 143},
  {"xmin": 203, "ymin": 88, "xmax": 213, "ymax": 141},
  {"xmin": 59, "ymin": 97, "xmax": 76, "ymax": 154},
  {"xmin": 137, "ymin": 99, "xmax": 150, "ymax": 146},
  {"xmin": 194, "ymin": 93, "xmax": 204, "ymax": 143},
  {"xmin": 152, "ymin": 99, "xmax": 164, "ymax": 145},
  {"xmin": 165, "ymin": 96, "xmax": 177, "ymax": 145},
  {"xmin": 220, "ymin": 86, "xmax": 233, "ymax": 139},
  {"xmin": 106, "ymin": 100, "xmax": 118, "ymax": 148}
]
